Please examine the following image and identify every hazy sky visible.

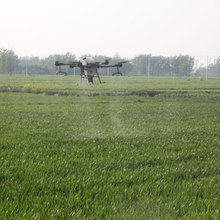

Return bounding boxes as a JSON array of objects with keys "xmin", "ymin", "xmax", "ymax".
[{"xmin": 0, "ymin": 0, "xmax": 219, "ymax": 64}]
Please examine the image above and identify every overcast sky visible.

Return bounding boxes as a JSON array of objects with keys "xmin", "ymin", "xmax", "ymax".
[{"xmin": 0, "ymin": 0, "xmax": 219, "ymax": 64}]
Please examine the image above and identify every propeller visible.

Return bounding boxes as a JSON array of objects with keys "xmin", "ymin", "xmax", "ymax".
[{"xmin": 118, "ymin": 60, "xmax": 130, "ymax": 64}]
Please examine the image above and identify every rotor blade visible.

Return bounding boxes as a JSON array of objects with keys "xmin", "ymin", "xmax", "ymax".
[{"xmin": 119, "ymin": 60, "xmax": 130, "ymax": 64}]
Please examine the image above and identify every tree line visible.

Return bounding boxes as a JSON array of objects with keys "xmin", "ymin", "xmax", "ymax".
[{"xmin": 1, "ymin": 48, "xmax": 220, "ymax": 76}]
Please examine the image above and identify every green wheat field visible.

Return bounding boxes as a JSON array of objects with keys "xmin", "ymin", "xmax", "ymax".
[{"xmin": 0, "ymin": 75, "xmax": 220, "ymax": 219}]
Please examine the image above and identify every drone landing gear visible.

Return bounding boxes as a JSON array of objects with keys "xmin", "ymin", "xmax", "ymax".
[
  {"xmin": 80, "ymin": 74, "xmax": 95, "ymax": 84},
  {"xmin": 112, "ymin": 67, "xmax": 122, "ymax": 76},
  {"xmin": 96, "ymin": 70, "xmax": 102, "ymax": 84},
  {"xmin": 112, "ymin": 72, "xmax": 122, "ymax": 76},
  {"xmin": 80, "ymin": 70, "xmax": 102, "ymax": 84},
  {"xmin": 80, "ymin": 72, "xmax": 85, "ymax": 84},
  {"xmin": 56, "ymin": 66, "xmax": 67, "ymax": 76}
]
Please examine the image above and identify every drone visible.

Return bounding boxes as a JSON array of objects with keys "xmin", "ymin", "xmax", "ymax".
[{"xmin": 54, "ymin": 57, "xmax": 129, "ymax": 84}]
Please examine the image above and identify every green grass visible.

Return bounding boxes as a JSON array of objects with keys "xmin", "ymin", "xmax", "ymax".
[{"xmin": 0, "ymin": 75, "xmax": 220, "ymax": 218}]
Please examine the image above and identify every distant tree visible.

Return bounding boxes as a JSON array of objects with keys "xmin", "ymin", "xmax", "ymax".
[
  {"xmin": 17, "ymin": 52, "xmax": 77, "ymax": 75},
  {"xmin": 217, "ymin": 57, "xmax": 220, "ymax": 74},
  {"xmin": 132, "ymin": 54, "xmax": 150, "ymax": 76},
  {"xmin": 132, "ymin": 54, "xmax": 194, "ymax": 77},
  {"xmin": 0, "ymin": 48, "xmax": 18, "ymax": 74},
  {"xmin": 14, "ymin": 52, "xmax": 196, "ymax": 76},
  {"xmin": 173, "ymin": 55, "xmax": 194, "ymax": 77}
]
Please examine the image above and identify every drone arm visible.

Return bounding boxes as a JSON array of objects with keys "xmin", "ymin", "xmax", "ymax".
[
  {"xmin": 54, "ymin": 61, "xmax": 80, "ymax": 68},
  {"xmin": 99, "ymin": 64, "xmax": 123, "ymax": 76},
  {"xmin": 100, "ymin": 64, "xmax": 122, "ymax": 68},
  {"xmin": 55, "ymin": 61, "xmax": 80, "ymax": 76}
]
